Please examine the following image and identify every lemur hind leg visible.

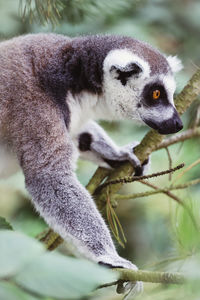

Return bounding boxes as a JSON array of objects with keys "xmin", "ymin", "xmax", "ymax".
[{"xmin": 77, "ymin": 121, "xmax": 150, "ymax": 175}]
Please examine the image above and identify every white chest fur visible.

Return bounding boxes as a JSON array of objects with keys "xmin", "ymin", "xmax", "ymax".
[{"xmin": 67, "ymin": 91, "xmax": 111, "ymax": 138}]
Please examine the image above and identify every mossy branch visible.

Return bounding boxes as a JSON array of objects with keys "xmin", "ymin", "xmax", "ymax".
[
  {"xmin": 98, "ymin": 268, "xmax": 186, "ymax": 291},
  {"xmin": 116, "ymin": 268, "xmax": 186, "ymax": 284}
]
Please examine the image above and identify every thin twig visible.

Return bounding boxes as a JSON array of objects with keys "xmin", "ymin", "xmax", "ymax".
[
  {"xmin": 156, "ymin": 127, "xmax": 200, "ymax": 150},
  {"xmin": 173, "ymin": 158, "xmax": 200, "ymax": 182},
  {"xmin": 165, "ymin": 147, "xmax": 172, "ymax": 180},
  {"xmin": 139, "ymin": 180, "xmax": 183, "ymax": 205},
  {"xmin": 99, "ymin": 164, "xmax": 184, "ymax": 189},
  {"xmin": 114, "ymin": 178, "xmax": 200, "ymax": 200}
]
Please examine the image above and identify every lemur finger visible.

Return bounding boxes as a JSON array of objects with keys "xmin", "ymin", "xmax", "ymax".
[
  {"xmin": 117, "ymin": 281, "xmax": 143, "ymax": 298},
  {"xmin": 123, "ymin": 281, "xmax": 143, "ymax": 299},
  {"xmin": 98, "ymin": 254, "xmax": 143, "ymax": 297}
]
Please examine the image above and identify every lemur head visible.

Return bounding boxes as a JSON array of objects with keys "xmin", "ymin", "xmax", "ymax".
[{"xmin": 103, "ymin": 46, "xmax": 183, "ymax": 134}]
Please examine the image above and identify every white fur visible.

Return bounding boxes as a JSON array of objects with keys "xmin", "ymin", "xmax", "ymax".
[
  {"xmin": 167, "ymin": 56, "xmax": 183, "ymax": 73},
  {"xmin": 103, "ymin": 50, "xmax": 143, "ymax": 120},
  {"xmin": 68, "ymin": 91, "xmax": 114, "ymax": 138},
  {"xmin": 102, "ymin": 49, "xmax": 178, "ymax": 123},
  {"xmin": 67, "ymin": 92, "xmax": 97, "ymax": 137},
  {"xmin": 139, "ymin": 103, "xmax": 175, "ymax": 123},
  {"xmin": 162, "ymin": 74, "xmax": 176, "ymax": 104}
]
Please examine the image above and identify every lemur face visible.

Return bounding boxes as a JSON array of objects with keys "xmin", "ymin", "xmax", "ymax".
[{"xmin": 103, "ymin": 49, "xmax": 183, "ymax": 134}]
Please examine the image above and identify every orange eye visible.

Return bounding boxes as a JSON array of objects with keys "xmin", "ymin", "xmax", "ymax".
[{"xmin": 153, "ymin": 90, "xmax": 160, "ymax": 100}]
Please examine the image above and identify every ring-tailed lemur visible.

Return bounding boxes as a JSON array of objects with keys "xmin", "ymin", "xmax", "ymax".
[{"xmin": 0, "ymin": 34, "xmax": 183, "ymax": 293}]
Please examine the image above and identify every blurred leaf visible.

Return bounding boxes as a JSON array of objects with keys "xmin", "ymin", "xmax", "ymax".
[
  {"xmin": 174, "ymin": 199, "xmax": 200, "ymax": 254},
  {"xmin": 181, "ymin": 2, "xmax": 200, "ymax": 30},
  {"xmin": 0, "ymin": 216, "xmax": 13, "ymax": 230},
  {"xmin": 0, "ymin": 281, "xmax": 38, "ymax": 300},
  {"xmin": 0, "ymin": 230, "xmax": 45, "ymax": 278},
  {"xmin": 14, "ymin": 252, "xmax": 117, "ymax": 299},
  {"xmin": 11, "ymin": 205, "xmax": 47, "ymax": 237},
  {"xmin": 0, "ymin": 0, "xmax": 22, "ymax": 36}
]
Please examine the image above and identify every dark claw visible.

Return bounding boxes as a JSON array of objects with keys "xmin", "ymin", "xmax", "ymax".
[
  {"xmin": 98, "ymin": 261, "xmax": 124, "ymax": 269},
  {"xmin": 98, "ymin": 261, "xmax": 113, "ymax": 268},
  {"xmin": 116, "ymin": 280, "xmax": 126, "ymax": 294},
  {"xmin": 142, "ymin": 158, "xmax": 149, "ymax": 166},
  {"xmin": 134, "ymin": 165, "xmax": 143, "ymax": 176}
]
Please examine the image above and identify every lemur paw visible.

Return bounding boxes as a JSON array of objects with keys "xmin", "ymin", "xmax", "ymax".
[
  {"xmin": 98, "ymin": 256, "xmax": 143, "ymax": 298},
  {"xmin": 117, "ymin": 280, "xmax": 143, "ymax": 299},
  {"xmin": 121, "ymin": 141, "xmax": 151, "ymax": 176}
]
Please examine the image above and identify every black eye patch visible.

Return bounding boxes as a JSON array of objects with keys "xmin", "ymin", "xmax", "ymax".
[{"xmin": 141, "ymin": 83, "xmax": 169, "ymax": 107}]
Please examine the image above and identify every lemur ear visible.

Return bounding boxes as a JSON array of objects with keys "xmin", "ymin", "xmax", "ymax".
[
  {"xmin": 110, "ymin": 62, "xmax": 143, "ymax": 85},
  {"xmin": 167, "ymin": 56, "xmax": 183, "ymax": 73}
]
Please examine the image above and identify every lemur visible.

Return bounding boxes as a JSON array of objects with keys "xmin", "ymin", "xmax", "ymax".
[{"xmin": 0, "ymin": 34, "xmax": 183, "ymax": 293}]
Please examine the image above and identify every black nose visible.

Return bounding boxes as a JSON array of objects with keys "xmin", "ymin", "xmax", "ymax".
[
  {"xmin": 175, "ymin": 119, "xmax": 183, "ymax": 131},
  {"xmin": 158, "ymin": 110, "xmax": 183, "ymax": 134},
  {"xmin": 142, "ymin": 107, "xmax": 183, "ymax": 135}
]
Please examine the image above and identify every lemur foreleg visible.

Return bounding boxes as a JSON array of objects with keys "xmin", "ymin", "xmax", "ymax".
[
  {"xmin": 77, "ymin": 121, "xmax": 150, "ymax": 175},
  {"xmin": 11, "ymin": 100, "xmax": 142, "ymax": 295}
]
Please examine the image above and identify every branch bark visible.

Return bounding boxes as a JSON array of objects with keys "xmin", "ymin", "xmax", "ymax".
[
  {"xmin": 116, "ymin": 268, "xmax": 186, "ymax": 284},
  {"xmin": 99, "ymin": 268, "xmax": 186, "ymax": 290}
]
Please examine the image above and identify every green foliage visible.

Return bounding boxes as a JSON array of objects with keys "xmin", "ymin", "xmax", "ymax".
[
  {"xmin": 0, "ymin": 216, "xmax": 13, "ymax": 230},
  {"xmin": 0, "ymin": 230, "xmax": 45, "ymax": 278},
  {"xmin": 174, "ymin": 199, "xmax": 200, "ymax": 254},
  {"xmin": 19, "ymin": 0, "xmax": 64, "ymax": 25},
  {"xmin": 21, "ymin": 0, "xmax": 137, "ymax": 25},
  {"xmin": 0, "ymin": 230, "xmax": 117, "ymax": 299},
  {"xmin": 11, "ymin": 205, "xmax": 47, "ymax": 237},
  {"xmin": 0, "ymin": 281, "xmax": 38, "ymax": 300}
]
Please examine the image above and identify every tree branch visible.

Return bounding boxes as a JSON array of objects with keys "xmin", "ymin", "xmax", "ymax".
[
  {"xmin": 98, "ymin": 268, "xmax": 186, "ymax": 289},
  {"xmin": 116, "ymin": 268, "xmax": 186, "ymax": 284}
]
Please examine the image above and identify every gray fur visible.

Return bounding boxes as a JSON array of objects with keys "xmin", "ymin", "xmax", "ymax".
[{"xmin": 0, "ymin": 33, "xmax": 183, "ymax": 295}]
